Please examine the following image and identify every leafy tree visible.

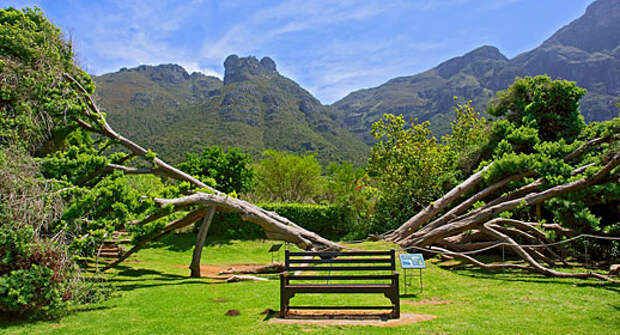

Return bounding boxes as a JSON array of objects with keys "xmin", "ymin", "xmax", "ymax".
[
  {"xmin": 0, "ymin": 7, "xmax": 94, "ymax": 155},
  {"xmin": 0, "ymin": 7, "xmax": 100, "ymax": 316},
  {"xmin": 177, "ymin": 146, "xmax": 255, "ymax": 194},
  {"xmin": 385, "ymin": 77, "xmax": 619, "ymax": 277},
  {"xmin": 0, "ymin": 147, "xmax": 69, "ymax": 316},
  {"xmin": 368, "ymin": 100, "xmax": 490, "ymax": 233},
  {"xmin": 254, "ymin": 150, "xmax": 325, "ymax": 203},
  {"xmin": 488, "ymin": 75, "xmax": 586, "ymax": 143},
  {"xmin": 324, "ymin": 162, "xmax": 377, "ymax": 237},
  {"xmin": 368, "ymin": 114, "xmax": 454, "ymax": 231},
  {"xmin": 443, "ymin": 99, "xmax": 489, "ymax": 176}
]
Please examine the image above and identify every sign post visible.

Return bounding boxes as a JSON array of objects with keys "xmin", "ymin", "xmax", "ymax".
[
  {"xmin": 399, "ymin": 253, "xmax": 425, "ymax": 293},
  {"xmin": 268, "ymin": 244, "xmax": 283, "ymax": 263}
]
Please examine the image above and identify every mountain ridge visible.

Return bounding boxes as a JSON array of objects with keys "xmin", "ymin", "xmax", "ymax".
[
  {"xmin": 95, "ymin": 56, "xmax": 369, "ymax": 164},
  {"xmin": 332, "ymin": 0, "xmax": 619, "ymax": 144}
]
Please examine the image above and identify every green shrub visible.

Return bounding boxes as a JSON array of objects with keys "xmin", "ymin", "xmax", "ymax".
[
  {"xmin": 0, "ymin": 223, "xmax": 68, "ymax": 316},
  {"xmin": 206, "ymin": 203, "xmax": 348, "ymax": 241}
]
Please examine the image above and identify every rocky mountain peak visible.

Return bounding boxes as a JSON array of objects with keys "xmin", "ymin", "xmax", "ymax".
[
  {"xmin": 223, "ymin": 55, "xmax": 279, "ymax": 85},
  {"xmin": 463, "ymin": 45, "xmax": 507, "ymax": 61},
  {"xmin": 543, "ymin": 0, "xmax": 619, "ymax": 52},
  {"xmin": 119, "ymin": 64, "xmax": 190, "ymax": 84},
  {"xmin": 436, "ymin": 45, "xmax": 507, "ymax": 79}
]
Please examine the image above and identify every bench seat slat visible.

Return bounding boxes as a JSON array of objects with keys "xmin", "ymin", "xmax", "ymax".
[
  {"xmin": 288, "ymin": 258, "xmax": 392, "ymax": 264},
  {"xmin": 286, "ymin": 275, "xmax": 394, "ymax": 280},
  {"xmin": 287, "ymin": 284, "xmax": 392, "ymax": 288},
  {"xmin": 288, "ymin": 251, "xmax": 391, "ymax": 257},
  {"xmin": 288, "ymin": 306, "xmax": 394, "ymax": 310},
  {"xmin": 286, "ymin": 285, "xmax": 392, "ymax": 294},
  {"xmin": 287, "ymin": 265, "xmax": 393, "ymax": 271}
]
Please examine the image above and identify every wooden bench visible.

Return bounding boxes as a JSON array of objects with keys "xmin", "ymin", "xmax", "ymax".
[{"xmin": 280, "ymin": 249, "xmax": 400, "ymax": 319}]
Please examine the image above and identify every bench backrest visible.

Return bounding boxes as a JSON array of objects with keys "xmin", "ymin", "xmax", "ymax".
[{"xmin": 284, "ymin": 249, "xmax": 396, "ymax": 273}]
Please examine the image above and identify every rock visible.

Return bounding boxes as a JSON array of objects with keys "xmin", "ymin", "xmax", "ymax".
[
  {"xmin": 225, "ymin": 309, "xmax": 240, "ymax": 316},
  {"xmin": 224, "ymin": 54, "xmax": 279, "ymax": 84},
  {"xmin": 260, "ymin": 57, "xmax": 277, "ymax": 72}
]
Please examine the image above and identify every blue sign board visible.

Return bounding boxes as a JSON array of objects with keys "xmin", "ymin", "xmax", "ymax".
[{"xmin": 399, "ymin": 253, "xmax": 425, "ymax": 269}]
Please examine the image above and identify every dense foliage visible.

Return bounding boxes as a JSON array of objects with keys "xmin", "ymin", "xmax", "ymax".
[
  {"xmin": 177, "ymin": 146, "xmax": 254, "ymax": 194},
  {"xmin": 368, "ymin": 100, "xmax": 488, "ymax": 232},
  {"xmin": 324, "ymin": 162, "xmax": 377, "ymax": 238},
  {"xmin": 208, "ymin": 203, "xmax": 346, "ymax": 241},
  {"xmin": 0, "ymin": 148, "xmax": 70, "ymax": 316},
  {"xmin": 488, "ymin": 75, "xmax": 586, "ymax": 142},
  {"xmin": 0, "ymin": 8, "xmax": 116, "ymax": 316},
  {"xmin": 0, "ymin": 7, "xmax": 94, "ymax": 155},
  {"xmin": 254, "ymin": 149, "xmax": 324, "ymax": 203}
]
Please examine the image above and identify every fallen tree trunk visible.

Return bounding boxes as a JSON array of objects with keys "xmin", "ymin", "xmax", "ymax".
[
  {"xmin": 63, "ymin": 73, "xmax": 341, "ymax": 274},
  {"xmin": 401, "ymin": 152, "xmax": 619, "ymax": 248},
  {"xmin": 152, "ymin": 193, "xmax": 341, "ymax": 251},
  {"xmin": 190, "ymin": 206, "xmax": 216, "ymax": 278},
  {"xmin": 387, "ymin": 136, "xmax": 619, "ymax": 282},
  {"xmin": 389, "ymin": 164, "xmax": 491, "ymax": 241}
]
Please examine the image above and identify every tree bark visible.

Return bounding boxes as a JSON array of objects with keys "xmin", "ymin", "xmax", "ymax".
[
  {"xmin": 153, "ymin": 193, "xmax": 342, "ymax": 251},
  {"xmin": 64, "ymin": 73, "xmax": 341, "ymax": 266},
  {"xmin": 400, "ymin": 152, "xmax": 619, "ymax": 247},
  {"xmin": 189, "ymin": 205, "xmax": 216, "ymax": 278},
  {"xmin": 103, "ymin": 209, "xmax": 208, "ymax": 271},
  {"xmin": 388, "ymin": 164, "xmax": 491, "ymax": 241}
]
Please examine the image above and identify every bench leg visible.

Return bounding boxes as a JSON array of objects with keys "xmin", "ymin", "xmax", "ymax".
[{"xmin": 387, "ymin": 274, "xmax": 400, "ymax": 319}]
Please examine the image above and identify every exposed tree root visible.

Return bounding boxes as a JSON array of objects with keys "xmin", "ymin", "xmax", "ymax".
[{"xmin": 386, "ymin": 137, "xmax": 619, "ymax": 282}]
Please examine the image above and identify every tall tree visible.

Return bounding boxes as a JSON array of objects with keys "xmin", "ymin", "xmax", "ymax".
[
  {"xmin": 254, "ymin": 150, "xmax": 325, "ymax": 203},
  {"xmin": 386, "ymin": 77, "xmax": 619, "ymax": 281},
  {"xmin": 177, "ymin": 146, "xmax": 255, "ymax": 194}
]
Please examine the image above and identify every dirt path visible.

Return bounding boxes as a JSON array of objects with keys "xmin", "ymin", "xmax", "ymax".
[
  {"xmin": 174, "ymin": 263, "xmax": 282, "ymax": 279},
  {"xmin": 269, "ymin": 311, "xmax": 435, "ymax": 327}
]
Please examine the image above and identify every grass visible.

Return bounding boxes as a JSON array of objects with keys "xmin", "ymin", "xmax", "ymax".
[{"xmin": 1, "ymin": 234, "xmax": 619, "ymax": 334}]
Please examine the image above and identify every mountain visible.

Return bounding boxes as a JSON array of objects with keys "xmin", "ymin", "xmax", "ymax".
[
  {"xmin": 333, "ymin": 0, "xmax": 619, "ymax": 144},
  {"xmin": 94, "ymin": 56, "xmax": 369, "ymax": 164}
]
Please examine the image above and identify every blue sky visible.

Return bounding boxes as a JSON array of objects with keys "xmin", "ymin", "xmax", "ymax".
[{"xmin": 6, "ymin": 0, "xmax": 593, "ymax": 103}]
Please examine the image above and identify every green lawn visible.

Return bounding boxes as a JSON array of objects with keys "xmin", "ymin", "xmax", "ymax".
[{"xmin": 2, "ymin": 234, "xmax": 619, "ymax": 334}]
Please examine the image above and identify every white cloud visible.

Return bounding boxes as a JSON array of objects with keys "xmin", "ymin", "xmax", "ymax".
[
  {"xmin": 178, "ymin": 62, "xmax": 222, "ymax": 79},
  {"xmin": 200, "ymin": 0, "xmax": 405, "ymax": 62}
]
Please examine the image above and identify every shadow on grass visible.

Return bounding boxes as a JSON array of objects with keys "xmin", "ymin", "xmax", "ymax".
[
  {"xmin": 114, "ymin": 266, "xmax": 187, "ymax": 279},
  {"xmin": 115, "ymin": 279, "xmax": 220, "ymax": 292},
  {"xmin": 144, "ymin": 233, "xmax": 236, "ymax": 252},
  {"xmin": 0, "ymin": 305, "xmax": 114, "ymax": 329},
  {"xmin": 400, "ymin": 293, "xmax": 420, "ymax": 298},
  {"xmin": 106, "ymin": 265, "xmax": 236, "ymax": 292},
  {"xmin": 452, "ymin": 268, "xmax": 620, "ymax": 292}
]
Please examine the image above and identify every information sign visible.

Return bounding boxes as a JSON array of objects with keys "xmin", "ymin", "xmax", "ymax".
[{"xmin": 399, "ymin": 253, "xmax": 425, "ymax": 269}]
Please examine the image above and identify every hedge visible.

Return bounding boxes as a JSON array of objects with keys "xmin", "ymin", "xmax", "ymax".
[{"xmin": 206, "ymin": 203, "xmax": 349, "ymax": 241}]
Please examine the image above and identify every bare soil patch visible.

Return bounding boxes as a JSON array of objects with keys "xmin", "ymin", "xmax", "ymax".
[
  {"xmin": 269, "ymin": 311, "xmax": 435, "ymax": 327},
  {"xmin": 173, "ymin": 263, "xmax": 282, "ymax": 279},
  {"xmin": 225, "ymin": 309, "xmax": 240, "ymax": 316},
  {"xmin": 401, "ymin": 297, "xmax": 455, "ymax": 306}
]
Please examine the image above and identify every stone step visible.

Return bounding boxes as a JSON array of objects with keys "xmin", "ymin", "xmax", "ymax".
[
  {"xmin": 98, "ymin": 253, "xmax": 120, "ymax": 258},
  {"xmin": 99, "ymin": 248, "xmax": 120, "ymax": 253}
]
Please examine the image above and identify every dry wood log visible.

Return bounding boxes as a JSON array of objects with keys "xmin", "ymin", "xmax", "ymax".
[
  {"xmin": 63, "ymin": 73, "xmax": 341, "ymax": 271},
  {"xmin": 225, "ymin": 275, "xmax": 268, "ymax": 282},
  {"xmin": 399, "ymin": 152, "xmax": 619, "ymax": 248},
  {"xmin": 103, "ymin": 209, "xmax": 208, "ymax": 270},
  {"xmin": 388, "ymin": 164, "xmax": 491, "ymax": 241},
  {"xmin": 190, "ymin": 205, "xmax": 216, "ymax": 278},
  {"xmin": 152, "ymin": 193, "xmax": 341, "ymax": 251}
]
